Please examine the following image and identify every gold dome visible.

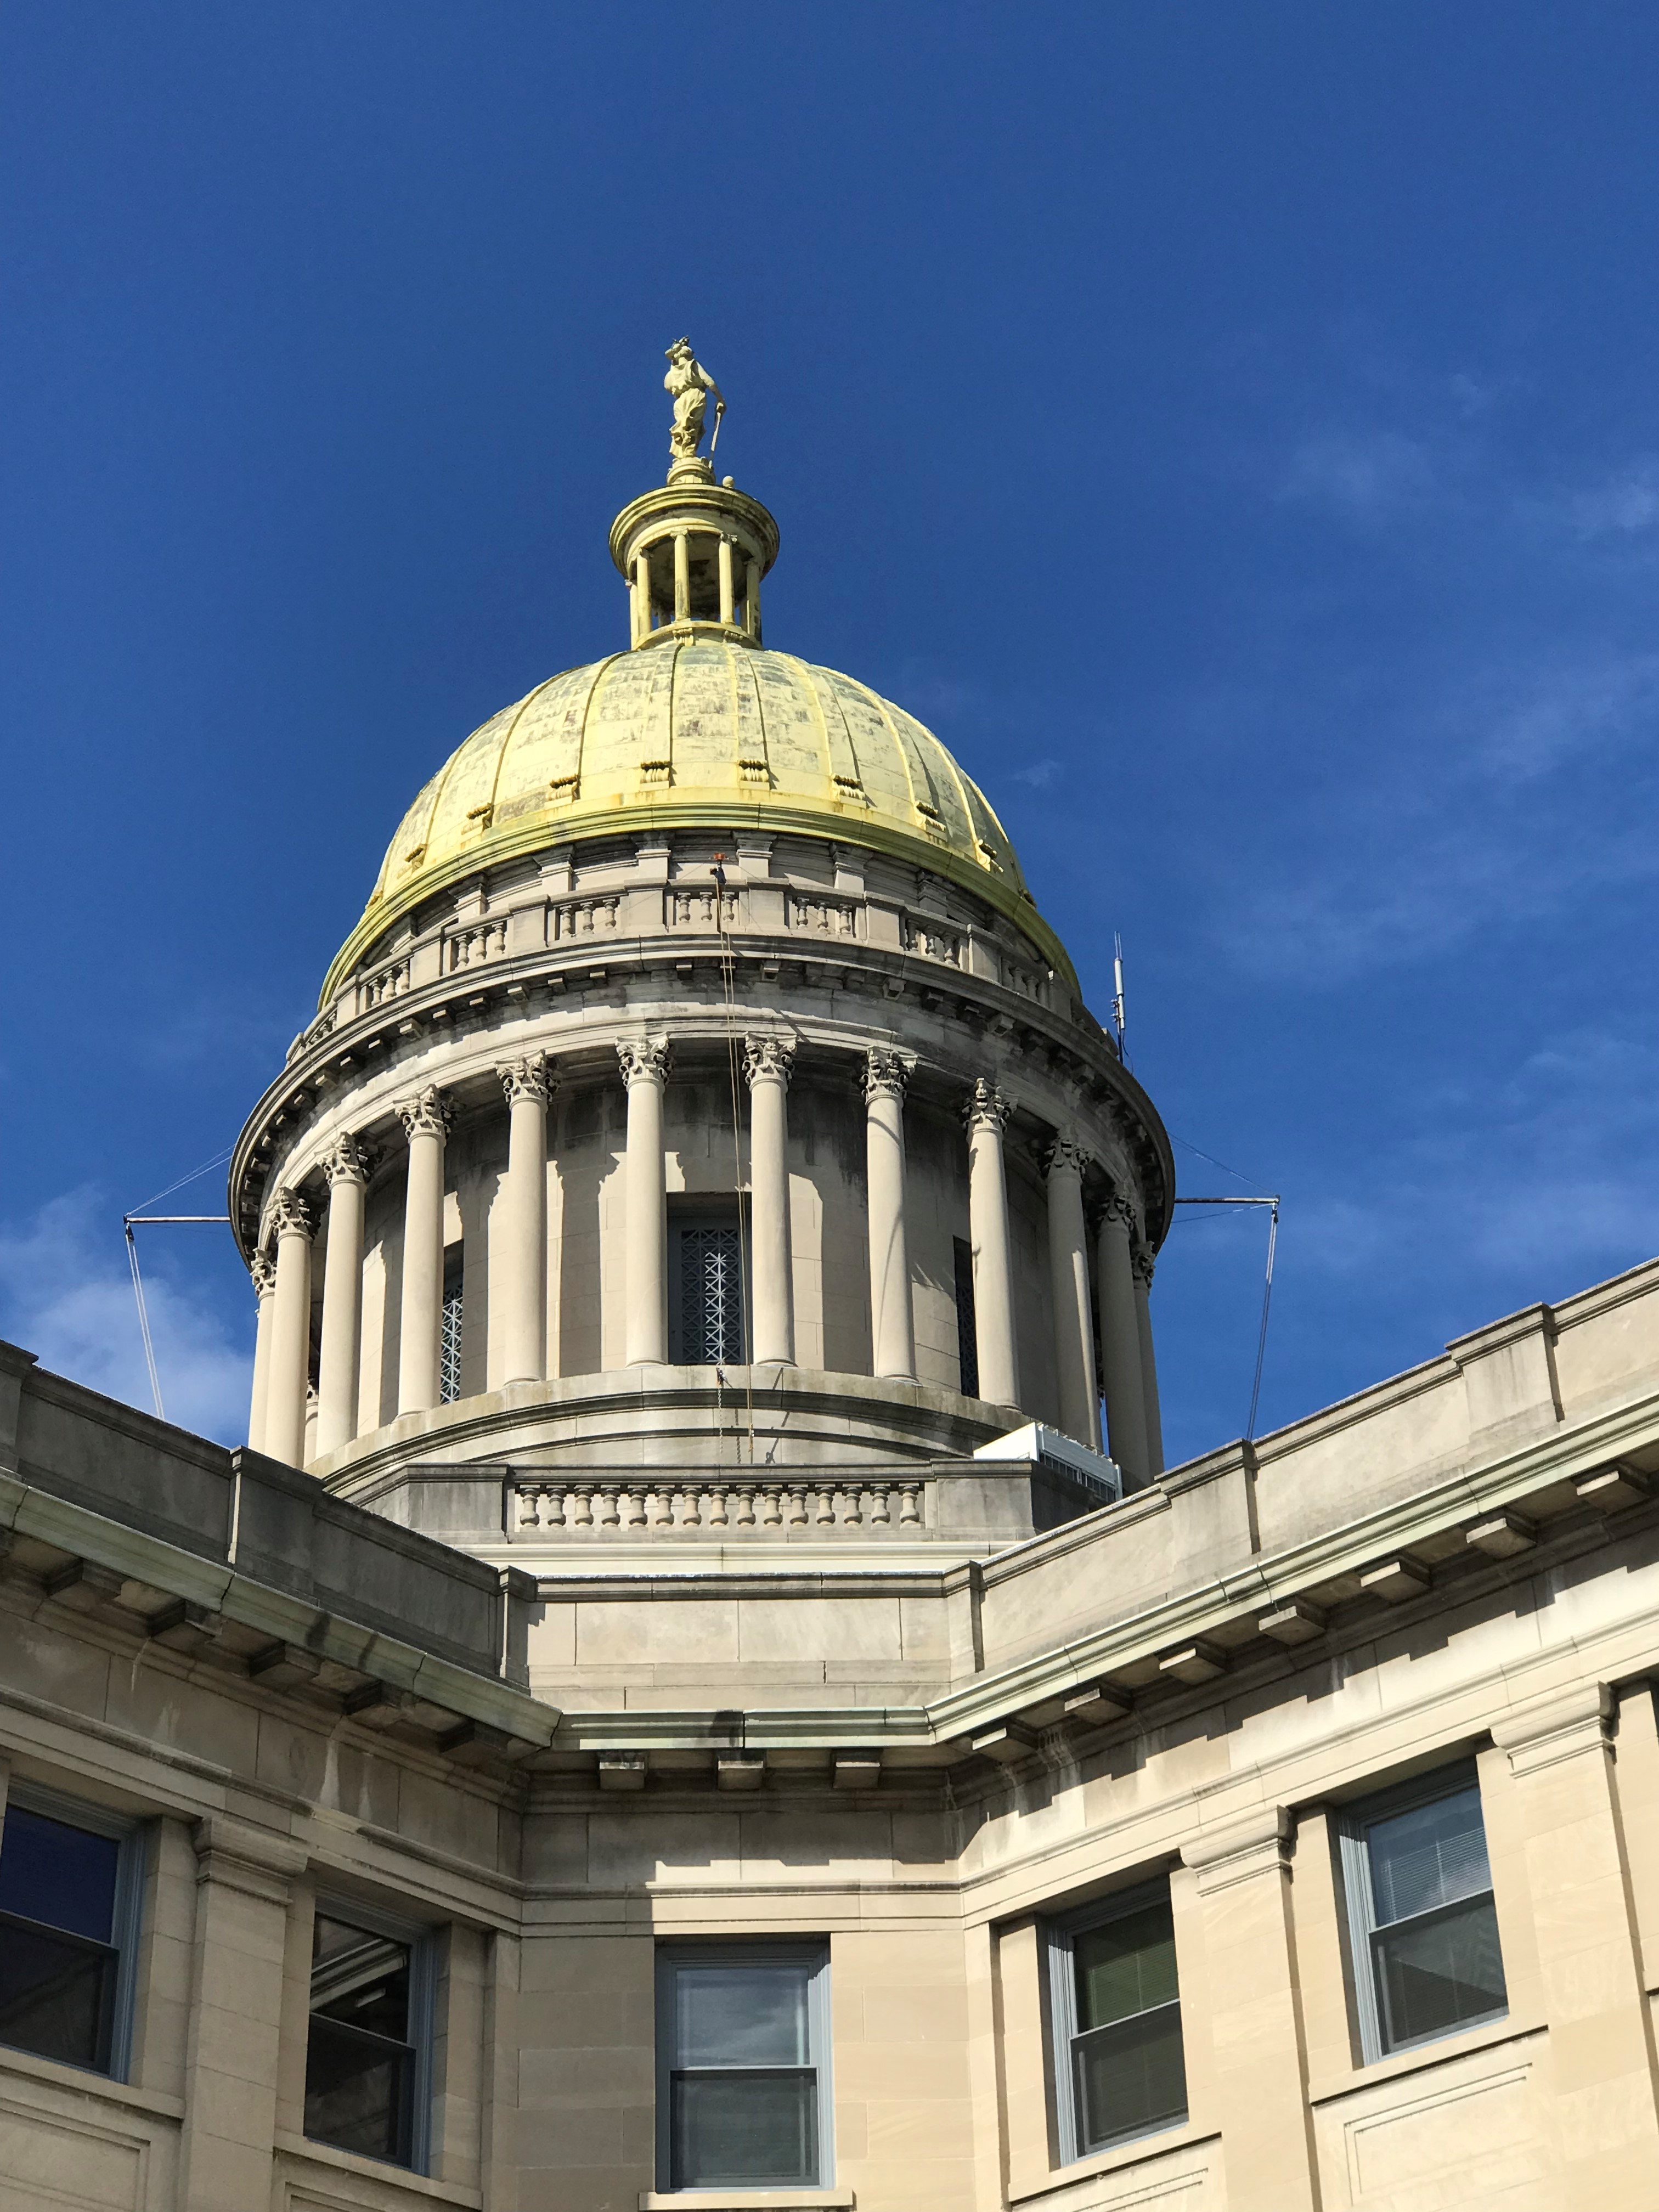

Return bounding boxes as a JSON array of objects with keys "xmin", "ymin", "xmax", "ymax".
[{"xmin": 322, "ymin": 639, "xmax": 1070, "ymax": 1003}]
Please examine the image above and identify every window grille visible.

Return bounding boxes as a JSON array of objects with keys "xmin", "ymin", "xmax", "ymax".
[
  {"xmin": 1048, "ymin": 1882, "xmax": 1187, "ymax": 2161},
  {"xmin": 676, "ymin": 1220, "xmax": 746, "ymax": 1364},
  {"xmin": 953, "ymin": 1235, "xmax": 979, "ymax": 1397},
  {"xmin": 439, "ymin": 1248, "xmax": 464, "ymax": 1404},
  {"xmin": 1340, "ymin": 1765, "xmax": 1506, "ymax": 2061},
  {"xmin": 657, "ymin": 1944, "xmax": 832, "ymax": 2191}
]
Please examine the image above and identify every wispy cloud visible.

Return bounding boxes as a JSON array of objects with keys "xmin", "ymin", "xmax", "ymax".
[
  {"xmin": 1277, "ymin": 428, "xmax": 1442, "ymax": 524},
  {"xmin": 0, "ymin": 1189, "xmax": 251, "ymax": 1444},
  {"xmin": 1564, "ymin": 457, "xmax": 1659, "ymax": 540},
  {"xmin": 1010, "ymin": 757, "xmax": 1059, "ymax": 788}
]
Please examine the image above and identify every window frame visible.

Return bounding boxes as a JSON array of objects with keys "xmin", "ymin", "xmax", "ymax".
[
  {"xmin": 0, "ymin": 1780, "xmax": 145, "ymax": 2083},
  {"xmin": 1337, "ymin": 1759, "xmax": 1508, "ymax": 2066},
  {"xmin": 1046, "ymin": 1877, "xmax": 1188, "ymax": 2167},
  {"xmin": 304, "ymin": 1891, "xmax": 437, "ymax": 2176},
  {"xmin": 654, "ymin": 1940, "xmax": 834, "ymax": 2194},
  {"xmin": 668, "ymin": 1203, "xmax": 751, "ymax": 1367}
]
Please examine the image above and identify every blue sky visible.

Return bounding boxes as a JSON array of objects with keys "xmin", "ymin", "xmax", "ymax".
[{"xmin": 4, "ymin": 5, "xmax": 1659, "ymax": 1466}]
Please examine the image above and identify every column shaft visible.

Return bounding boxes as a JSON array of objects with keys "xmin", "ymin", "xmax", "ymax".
[
  {"xmin": 1045, "ymin": 1140, "xmax": 1100, "ymax": 1448},
  {"xmin": 1096, "ymin": 1198, "xmax": 1150, "ymax": 1485},
  {"xmin": 673, "ymin": 531, "xmax": 690, "ymax": 621},
  {"xmin": 744, "ymin": 556, "xmax": 761, "ymax": 640},
  {"xmin": 263, "ymin": 1191, "xmax": 312, "ymax": 1468},
  {"xmin": 315, "ymin": 1138, "xmax": 369, "ymax": 1457},
  {"xmin": 718, "ymin": 535, "xmax": 736, "ymax": 625},
  {"xmin": 397, "ymin": 1086, "xmax": 450, "ymax": 1414},
  {"xmin": 634, "ymin": 549, "xmax": 651, "ymax": 640},
  {"xmin": 1134, "ymin": 1245, "xmax": 1165, "ymax": 1475},
  {"xmin": 746, "ymin": 1037, "xmax": 794, "ymax": 1365},
  {"xmin": 865, "ymin": 1052, "xmax": 915, "ymax": 1380},
  {"xmin": 499, "ymin": 1057, "xmax": 552, "ymax": 1384},
  {"xmin": 619, "ymin": 1041, "xmax": 670, "ymax": 1364},
  {"xmin": 247, "ymin": 1255, "xmax": 275, "ymax": 1453},
  {"xmin": 966, "ymin": 1081, "xmax": 1018, "ymax": 1407}
]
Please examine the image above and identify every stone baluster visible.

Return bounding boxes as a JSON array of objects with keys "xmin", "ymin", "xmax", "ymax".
[
  {"xmin": 618, "ymin": 1040, "xmax": 672, "ymax": 1364},
  {"xmin": 315, "ymin": 1136, "xmax": 370, "ymax": 1458},
  {"xmin": 1045, "ymin": 1138, "xmax": 1101, "ymax": 1451},
  {"xmin": 263, "ymin": 1189, "xmax": 314, "ymax": 1468},
  {"xmin": 745, "ymin": 1035, "xmax": 796, "ymax": 1365},
  {"xmin": 499, "ymin": 1054, "xmax": 554, "ymax": 1385},
  {"xmin": 1133, "ymin": 1242, "xmax": 1165, "ymax": 1477},
  {"xmin": 864, "ymin": 1049, "xmax": 915, "ymax": 1380},
  {"xmin": 1094, "ymin": 1192, "xmax": 1151, "ymax": 1487},
  {"xmin": 396, "ymin": 1085, "xmax": 453, "ymax": 1415},
  {"xmin": 965, "ymin": 1079, "xmax": 1018, "ymax": 1407},
  {"xmin": 247, "ymin": 1250, "xmax": 276, "ymax": 1453}
]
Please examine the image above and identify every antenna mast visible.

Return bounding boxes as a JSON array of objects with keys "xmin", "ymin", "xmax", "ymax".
[{"xmin": 1111, "ymin": 933, "xmax": 1127, "ymax": 1065}]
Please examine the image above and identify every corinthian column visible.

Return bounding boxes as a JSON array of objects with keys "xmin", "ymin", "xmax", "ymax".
[
  {"xmin": 396, "ymin": 1085, "xmax": 452, "ymax": 1414},
  {"xmin": 864, "ymin": 1051, "xmax": 914, "ymax": 1380},
  {"xmin": 965, "ymin": 1080, "xmax": 1018, "ymax": 1407},
  {"xmin": 247, "ymin": 1250, "xmax": 276, "ymax": 1453},
  {"xmin": 263, "ymin": 1188, "xmax": 313, "ymax": 1467},
  {"xmin": 618, "ymin": 1039, "xmax": 671, "ymax": 1364},
  {"xmin": 1133, "ymin": 1242, "xmax": 1165, "ymax": 1476},
  {"xmin": 745, "ymin": 1036, "xmax": 795, "ymax": 1365},
  {"xmin": 1095, "ymin": 1192, "xmax": 1150, "ymax": 1486},
  {"xmin": 499, "ymin": 1055, "xmax": 554, "ymax": 1384},
  {"xmin": 315, "ymin": 1136, "xmax": 370, "ymax": 1457},
  {"xmin": 1045, "ymin": 1139, "xmax": 1101, "ymax": 1449}
]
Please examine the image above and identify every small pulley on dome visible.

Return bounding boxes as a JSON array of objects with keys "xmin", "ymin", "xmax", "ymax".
[{"xmin": 607, "ymin": 342, "xmax": 781, "ymax": 650}]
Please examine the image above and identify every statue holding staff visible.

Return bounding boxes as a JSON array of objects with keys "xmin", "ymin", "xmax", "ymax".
[{"xmin": 664, "ymin": 337, "xmax": 725, "ymax": 465}]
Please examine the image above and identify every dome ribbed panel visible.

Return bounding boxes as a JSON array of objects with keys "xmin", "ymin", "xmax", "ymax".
[
  {"xmin": 491, "ymin": 660, "xmax": 613, "ymax": 831},
  {"xmin": 755, "ymin": 652, "xmax": 831, "ymax": 789},
  {"xmin": 585, "ymin": 643, "xmax": 675, "ymax": 791},
  {"xmin": 671, "ymin": 641, "xmax": 742, "ymax": 787},
  {"xmin": 813, "ymin": 667, "xmax": 911, "ymax": 826},
  {"xmin": 421, "ymin": 702, "xmax": 518, "ymax": 872}
]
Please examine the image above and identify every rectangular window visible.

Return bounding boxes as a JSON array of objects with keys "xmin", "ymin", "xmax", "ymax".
[
  {"xmin": 953, "ymin": 1235, "xmax": 979, "ymax": 1398},
  {"xmin": 1340, "ymin": 1764, "xmax": 1507, "ymax": 2062},
  {"xmin": 657, "ymin": 1944, "xmax": 832, "ymax": 2192},
  {"xmin": 670, "ymin": 1207, "xmax": 748, "ymax": 1365},
  {"xmin": 305, "ymin": 1904, "xmax": 433, "ymax": 2171},
  {"xmin": 1048, "ymin": 1883, "xmax": 1187, "ymax": 2162},
  {"xmin": 439, "ymin": 1246, "xmax": 464, "ymax": 1404},
  {"xmin": 0, "ymin": 1788, "xmax": 142, "ymax": 2079}
]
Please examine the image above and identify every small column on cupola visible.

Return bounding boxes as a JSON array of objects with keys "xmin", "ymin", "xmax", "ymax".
[{"xmin": 608, "ymin": 339, "xmax": 782, "ymax": 649}]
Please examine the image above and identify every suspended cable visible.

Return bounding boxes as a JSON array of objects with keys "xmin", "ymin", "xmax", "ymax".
[
  {"xmin": 125, "ymin": 1222, "xmax": 165, "ymax": 1421},
  {"xmin": 1171, "ymin": 1194, "xmax": 1281, "ymax": 1441},
  {"xmin": 126, "ymin": 1142, "xmax": 235, "ymax": 1220}
]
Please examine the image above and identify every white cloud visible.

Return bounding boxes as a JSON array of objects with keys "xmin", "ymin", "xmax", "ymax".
[{"xmin": 0, "ymin": 1189, "xmax": 251, "ymax": 1445}]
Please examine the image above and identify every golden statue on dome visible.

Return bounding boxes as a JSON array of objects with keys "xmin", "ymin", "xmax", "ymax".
[{"xmin": 664, "ymin": 336, "xmax": 725, "ymax": 470}]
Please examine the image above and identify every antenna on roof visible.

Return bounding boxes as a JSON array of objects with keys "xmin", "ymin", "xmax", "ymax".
[{"xmin": 1111, "ymin": 933, "xmax": 1128, "ymax": 1066}]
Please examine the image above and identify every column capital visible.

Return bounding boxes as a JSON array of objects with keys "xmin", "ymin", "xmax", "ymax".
[
  {"xmin": 1490, "ymin": 1681, "xmax": 1614, "ymax": 1776},
  {"xmin": 744, "ymin": 1034, "xmax": 796, "ymax": 1087},
  {"xmin": 268, "ymin": 1186, "xmax": 313, "ymax": 1241},
  {"xmin": 396, "ymin": 1083, "xmax": 453, "ymax": 1142},
  {"xmin": 1045, "ymin": 1136, "xmax": 1091, "ymax": 1181},
  {"xmin": 964, "ymin": 1077, "xmax": 1009, "ymax": 1133},
  {"xmin": 1098, "ymin": 1189, "xmax": 1137, "ymax": 1237},
  {"xmin": 864, "ymin": 1047, "xmax": 910, "ymax": 1103},
  {"xmin": 618, "ymin": 1037, "xmax": 672, "ymax": 1089},
  {"xmin": 500, "ymin": 1052, "xmax": 555, "ymax": 1108},
  {"xmin": 250, "ymin": 1250, "xmax": 277, "ymax": 1300},
  {"xmin": 320, "ymin": 1133, "xmax": 372, "ymax": 1187},
  {"xmin": 1180, "ymin": 1803, "xmax": 1294, "ymax": 1894}
]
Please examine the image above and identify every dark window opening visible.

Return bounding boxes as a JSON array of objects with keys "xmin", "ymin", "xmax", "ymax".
[
  {"xmin": 672, "ymin": 1207, "xmax": 748, "ymax": 1365},
  {"xmin": 953, "ymin": 1235, "xmax": 979, "ymax": 1398},
  {"xmin": 0, "ymin": 1803, "xmax": 126, "ymax": 2075},
  {"xmin": 439, "ymin": 1246, "xmax": 464, "ymax": 1404},
  {"xmin": 305, "ymin": 1912, "xmax": 420, "ymax": 2169}
]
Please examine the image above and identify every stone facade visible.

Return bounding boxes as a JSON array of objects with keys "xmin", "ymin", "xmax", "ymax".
[{"xmin": 5, "ymin": 1252, "xmax": 1659, "ymax": 2211}]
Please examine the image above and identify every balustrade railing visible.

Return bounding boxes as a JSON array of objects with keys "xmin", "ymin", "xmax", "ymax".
[{"xmin": 512, "ymin": 1475, "xmax": 925, "ymax": 1536}]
